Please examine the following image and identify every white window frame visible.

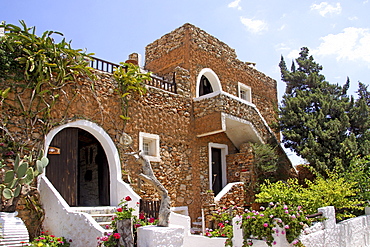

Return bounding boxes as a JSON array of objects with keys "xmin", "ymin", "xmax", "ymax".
[
  {"xmin": 238, "ymin": 82, "xmax": 252, "ymax": 103},
  {"xmin": 139, "ymin": 132, "xmax": 161, "ymax": 162},
  {"xmin": 208, "ymin": 143, "xmax": 228, "ymax": 193}
]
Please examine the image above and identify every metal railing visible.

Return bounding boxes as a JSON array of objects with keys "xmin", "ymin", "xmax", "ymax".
[{"xmin": 89, "ymin": 57, "xmax": 177, "ymax": 94}]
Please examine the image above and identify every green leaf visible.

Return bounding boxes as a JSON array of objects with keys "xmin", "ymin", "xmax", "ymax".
[
  {"xmin": 14, "ymin": 184, "xmax": 21, "ymax": 197},
  {"xmin": 21, "ymin": 168, "xmax": 34, "ymax": 185},
  {"xmin": 119, "ymin": 115, "xmax": 131, "ymax": 120},
  {"xmin": 14, "ymin": 154, "xmax": 20, "ymax": 171},
  {"xmin": 36, "ymin": 160, "xmax": 44, "ymax": 174},
  {"xmin": 3, "ymin": 188, "xmax": 13, "ymax": 199},
  {"xmin": 40, "ymin": 156, "xmax": 49, "ymax": 168},
  {"xmin": 17, "ymin": 162, "xmax": 28, "ymax": 178},
  {"xmin": 4, "ymin": 171, "xmax": 14, "ymax": 184}
]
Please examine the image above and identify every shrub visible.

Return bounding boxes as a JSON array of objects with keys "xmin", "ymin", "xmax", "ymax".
[
  {"xmin": 256, "ymin": 173, "xmax": 363, "ymax": 219},
  {"xmin": 242, "ymin": 203, "xmax": 311, "ymax": 246}
]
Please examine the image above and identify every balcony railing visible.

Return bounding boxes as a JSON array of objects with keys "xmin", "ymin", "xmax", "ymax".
[{"xmin": 89, "ymin": 57, "xmax": 177, "ymax": 94}]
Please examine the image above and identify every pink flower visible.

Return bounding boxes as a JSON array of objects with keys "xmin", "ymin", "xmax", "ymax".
[
  {"xmin": 285, "ymin": 210, "xmax": 289, "ymax": 214},
  {"xmin": 100, "ymin": 236, "xmax": 108, "ymax": 241},
  {"xmin": 283, "ymin": 205, "xmax": 288, "ymax": 210},
  {"xmin": 113, "ymin": 233, "xmax": 121, "ymax": 239},
  {"xmin": 125, "ymin": 196, "xmax": 132, "ymax": 201},
  {"xmin": 247, "ymin": 241, "xmax": 253, "ymax": 246},
  {"xmin": 206, "ymin": 232, "xmax": 212, "ymax": 236},
  {"xmin": 260, "ymin": 214, "xmax": 264, "ymax": 217},
  {"xmin": 263, "ymin": 223, "xmax": 268, "ymax": 227},
  {"xmin": 284, "ymin": 225, "xmax": 290, "ymax": 229},
  {"xmin": 149, "ymin": 217, "xmax": 155, "ymax": 223},
  {"xmin": 273, "ymin": 241, "xmax": 277, "ymax": 245},
  {"xmin": 105, "ymin": 225, "xmax": 110, "ymax": 229},
  {"xmin": 281, "ymin": 230, "xmax": 286, "ymax": 235},
  {"xmin": 292, "ymin": 239, "xmax": 299, "ymax": 245}
]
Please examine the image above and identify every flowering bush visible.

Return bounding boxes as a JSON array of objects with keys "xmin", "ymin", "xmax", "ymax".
[
  {"xmin": 27, "ymin": 231, "xmax": 71, "ymax": 247},
  {"xmin": 97, "ymin": 196, "xmax": 134, "ymax": 247},
  {"xmin": 242, "ymin": 203, "xmax": 312, "ymax": 246},
  {"xmin": 97, "ymin": 232, "xmax": 121, "ymax": 247},
  {"xmin": 204, "ymin": 206, "xmax": 240, "ymax": 246}
]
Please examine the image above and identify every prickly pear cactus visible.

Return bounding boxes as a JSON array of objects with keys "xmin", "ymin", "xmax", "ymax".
[{"xmin": 0, "ymin": 151, "xmax": 48, "ymax": 212}]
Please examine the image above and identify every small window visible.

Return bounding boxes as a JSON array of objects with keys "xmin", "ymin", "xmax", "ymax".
[
  {"xmin": 139, "ymin": 132, "xmax": 160, "ymax": 162},
  {"xmin": 199, "ymin": 75, "xmax": 214, "ymax": 96},
  {"xmin": 238, "ymin": 83, "xmax": 252, "ymax": 102}
]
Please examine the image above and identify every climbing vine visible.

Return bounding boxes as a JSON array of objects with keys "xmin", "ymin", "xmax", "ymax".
[{"xmin": 113, "ymin": 62, "xmax": 151, "ymax": 126}]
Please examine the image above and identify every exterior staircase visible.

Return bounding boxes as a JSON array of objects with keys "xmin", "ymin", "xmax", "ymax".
[{"xmin": 72, "ymin": 206, "xmax": 117, "ymax": 232}]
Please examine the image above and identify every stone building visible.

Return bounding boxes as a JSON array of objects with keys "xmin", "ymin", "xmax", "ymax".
[
  {"xmin": 2, "ymin": 23, "xmax": 294, "ymax": 244},
  {"xmin": 123, "ymin": 23, "xmax": 294, "ymax": 222}
]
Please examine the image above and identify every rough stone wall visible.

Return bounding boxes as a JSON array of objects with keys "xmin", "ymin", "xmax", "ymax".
[{"xmin": 145, "ymin": 23, "xmax": 279, "ymax": 135}]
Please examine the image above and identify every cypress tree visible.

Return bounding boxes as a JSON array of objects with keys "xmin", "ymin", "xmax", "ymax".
[{"xmin": 278, "ymin": 47, "xmax": 369, "ymax": 173}]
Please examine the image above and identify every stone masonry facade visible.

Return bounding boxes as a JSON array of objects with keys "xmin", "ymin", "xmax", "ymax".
[{"xmin": 2, "ymin": 23, "xmax": 295, "ymax": 233}]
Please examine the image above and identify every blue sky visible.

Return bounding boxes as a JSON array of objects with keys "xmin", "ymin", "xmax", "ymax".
[{"xmin": 2, "ymin": 0, "xmax": 370, "ymax": 164}]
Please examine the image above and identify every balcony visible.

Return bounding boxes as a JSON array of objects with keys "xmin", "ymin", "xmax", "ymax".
[{"xmin": 193, "ymin": 91, "xmax": 275, "ymax": 148}]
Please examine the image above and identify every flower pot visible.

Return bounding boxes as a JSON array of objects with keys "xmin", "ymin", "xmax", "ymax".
[{"xmin": 0, "ymin": 211, "xmax": 29, "ymax": 246}]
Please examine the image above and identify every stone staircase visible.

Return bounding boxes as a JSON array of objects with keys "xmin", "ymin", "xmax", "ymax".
[
  {"xmin": 191, "ymin": 217, "xmax": 203, "ymax": 235},
  {"xmin": 72, "ymin": 206, "xmax": 117, "ymax": 231}
]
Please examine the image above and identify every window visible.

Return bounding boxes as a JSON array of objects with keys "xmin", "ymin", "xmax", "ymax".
[
  {"xmin": 238, "ymin": 82, "xmax": 252, "ymax": 102},
  {"xmin": 199, "ymin": 75, "xmax": 214, "ymax": 96},
  {"xmin": 196, "ymin": 68, "xmax": 222, "ymax": 98},
  {"xmin": 139, "ymin": 132, "xmax": 160, "ymax": 162}
]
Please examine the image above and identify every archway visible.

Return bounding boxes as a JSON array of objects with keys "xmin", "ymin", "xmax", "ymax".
[
  {"xmin": 44, "ymin": 120, "xmax": 123, "ymax": 206},
  {"xmin": 46, "ymin": 128, "xmax": 110, "ymax": 206}
]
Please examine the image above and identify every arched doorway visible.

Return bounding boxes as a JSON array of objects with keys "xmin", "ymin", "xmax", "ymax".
[{"xmin": 46, "ymin": 127, "xmax": 110, "ymax": 206}]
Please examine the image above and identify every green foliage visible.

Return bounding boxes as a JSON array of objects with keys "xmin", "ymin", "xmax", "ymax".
[
  {"xmin": 255, "ymin": 174, "xmax": 363, "ymax": 219},
  {"xmin": 279, "ymin": 47, "xmax": 370, "ymax": 173},
  {"xmin": 251, "ymin": 143, "xmax": 279, "ymax": 185},
  {"xmin": 113, "ymin": 62, "xmax": 151, "ymax": 125},
  {"xmin": 336, "ymin": 155, "xmax": 370, "ymax": 203},
  {"xmin": 204, "ymin": 207, "xmax": 238, "ymax": 246},
  {"xmin": 0, "ymin": 151, "xmax": 48, "ymax": 211},
  {"xmin": 0, "ymin": 20, "xmax": 93, "ymax": 86},
  {"xmin": 28, "ymin": 231, "xmax": 71, "ymax": 246},
  {"xmin": 242, "ymin": 203, "xmax": 311, "ymax": 246}
]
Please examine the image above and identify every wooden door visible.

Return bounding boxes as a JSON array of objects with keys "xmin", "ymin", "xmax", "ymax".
[
  {"xmin": 47, "ymin": 128, "xmax": 79, "ymax": 206},
  {"xmin": 211, "ymin": 148, "xmax": 223, "ymax": 195}
]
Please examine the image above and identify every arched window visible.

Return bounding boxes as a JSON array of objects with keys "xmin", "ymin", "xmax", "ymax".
[
  {"xmin": 196, "ymin": 68, "xmax": 222, "ymax": 97},
  {"xmin": 199, "ymin": 75, "xmax": 214, "ymax": 96}
]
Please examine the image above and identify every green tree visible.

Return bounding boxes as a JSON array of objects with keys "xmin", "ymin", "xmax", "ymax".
[{"xmin": 279, "ymin": 47, "xmax": 369, "ymax": 172}]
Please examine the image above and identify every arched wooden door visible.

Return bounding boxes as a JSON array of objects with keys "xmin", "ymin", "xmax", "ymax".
[{"xmin": 46, "ymin": 127, "xmax": 110, "ymax": 206}]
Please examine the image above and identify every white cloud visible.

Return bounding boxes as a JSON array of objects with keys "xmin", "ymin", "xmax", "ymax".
[
  {"xmin": 240, "ymin": 17, "xmax": 268, "ymax": 33},
  {"xmin": 314, "ymin": 27, "xmax": 370, "ymax": 65},
  {"xmin": 348, "ymin": 16, "xmax": 358, "ymax": 21},
  {"xmin": 228, "ymin": 0, "xmax": 242, "ymax": 10},
  {"xmin": 310, "ymin": 2, "xmax": 342, "ymax": 17},
  {"xmin": 278, "ymin": 24, "xmax": 286, "ymax": 31}
]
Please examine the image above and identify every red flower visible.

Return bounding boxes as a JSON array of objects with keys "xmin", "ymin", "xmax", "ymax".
[
  {"xmin": 117, "ymin": 208, "xmax": 123, "ymax": 212},
  {"xmin": 41, "ymin": 232, "xmax": 45, "ymax": 234},
  {"xmin": 148, "ymin": 217, "xmax": 155, "ymax": 223},
  {"xmin": 125, "ymin": 196, "xmax": 132, "ymax": 201},
  {"xmin": 134, "ymin": 224, "xmax": 142, "ymax": 228},
  {"xmin": 139, "ymin": 213, "xmax": 145, "ymax": 220},
  {"xmin": 50, "ymin": 235, "xmax": 55, "ymax": 238},
  {"xmin": 113, "ymin": 233, "xmax": 121, "ymax": 239},
  {"xmin": 218, "ymin": 223, "xmax": 224, "ymax": 228}
]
